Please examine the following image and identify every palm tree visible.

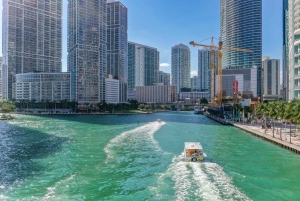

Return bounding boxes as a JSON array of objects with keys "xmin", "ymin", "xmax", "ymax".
[
  {"xmin": 284, "ymin": 100, "xmax": 297, "ymax": 143},
  {"xmin": 277, "ymin": 101, "xmax": 287, "ymax": 140},
  {"xmin": 256, "ymin": 103, "xmax": 270, "ymax": 133},
  {"xmin": 269, "ymin": 101, "xmax": 279, "ymax": 137}
]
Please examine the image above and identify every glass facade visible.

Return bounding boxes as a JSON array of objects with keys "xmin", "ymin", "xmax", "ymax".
[
  {"xmin": 107, "ymin": 1, "xmax": 128, "ymax": 102},
  {"xmin": 13, "ymin": 73, "xmax": 70, "ymax": 101},
  {"xmin": 157, "ymin": 71, "xmax": 170, "ymax": 86},
  {"xmin": 68, "ymin": 0, "xmax": 107, "ymax": 103},
  {"xmin": 221, "ymin": 0, "xmax": 262, "ymax": 97},
  {"xmin": 198, "ymin": 48, "xmax": 218, "ymax": 98},
  {"xmin": 2, "ymin": 0, "xmax": 63, "ymax": 99},
  {"xmin": 127, "ymin": 42, "xmax": 159, "ymax": 90},
  {"xmin": 171, "ymin": 44, "xmax": 191, "ymax": 94}
]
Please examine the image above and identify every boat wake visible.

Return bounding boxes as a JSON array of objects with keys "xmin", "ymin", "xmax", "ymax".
[
  {"xmin": 151, "ymin": 155, "xmax": 251, "ymax": 201},
  {"xmin": 104, "ymin": 121, "xmax": 166, "ymax": 161}
]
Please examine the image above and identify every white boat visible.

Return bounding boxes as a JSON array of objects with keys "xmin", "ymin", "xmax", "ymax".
[
  {"xmin": 157, "ymin": 119, "xmax": 161, "ymax": 123},
  {"xmin": 184, "ymin": 142, "xmax": 204, "ymax": 162},
  {"xmin": 194, "ymin": 106, "xmax": 203, "ymax": 114}
]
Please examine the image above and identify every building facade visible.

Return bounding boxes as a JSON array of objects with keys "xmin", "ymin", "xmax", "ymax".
[
  {"xmin": 105, "ymin": 76, "xmax": 120, "ymax": 104},
  {"xmin": 283, "ymin": 0, "xmax": 289, "ymax": 100},
  {"xmin": 157, "ymin": 71, "xmax": 170, "ymax": 85},
  {"xmin": 171, "ymin": 44, "xmax": 191, "ymax": 94},
  {"xmin": 107, "ymin": 0, "xmax": 128, "ymax": 82},
  {"xmin": 128, "ymin": 42, "xmax": 159, "ymax": 90},
  {"xmin": 136, "ymin": 85, "xmax": 177, "ymax": 103},
  {"xmin": 2, "ymin": 0, "xmax": 63, "ymax": 99},
  {"xmin": 288, "ymin": 0, "xmax": 300, "ymax": 100},
  {"xmin": 190, "ymin": 76, "xmax": 199, "ymax": 91},
  {"xmin": 221, "ymin": 0, "xmax": 262, "ymax": 98},
  {"xmin": 68, "ymin": 0, "xmax": 107, "ymax": 103},
  {"xmin": 262, "ymin": 59, "xmax": 281, "ymax": 101},
  {"xmin": 180, "ymin": 92, "xmax": 209, "ymax": 101},
  {"xmin": 0, "ymin": 57, "xmax": 2, "ymax": 99},
  {"xmin": 216, "ymin": 68, "xmax": 258, "ymax": 98},
  {"xmin": 13, "ymin": 72, "xmax": 70, "ymax": 101}
]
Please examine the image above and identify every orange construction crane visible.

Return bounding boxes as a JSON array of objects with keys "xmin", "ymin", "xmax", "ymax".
[{"xmin": 190, "ymin": 37, "xmax": 253, "ymax": 106}]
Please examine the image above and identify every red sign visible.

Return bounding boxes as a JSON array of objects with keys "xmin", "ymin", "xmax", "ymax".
[{"xmin": 232, "ymin": 80, "xmax": 238, "ymax": 94}]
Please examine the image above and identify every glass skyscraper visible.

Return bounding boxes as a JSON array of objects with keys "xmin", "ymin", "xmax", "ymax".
[
  {"xmin": 68, "ymin": 0, "xmax": 107, "ymax": 103},
  {"xmin": 171, "ymin": 44, "xmax": 191, "ymax": 94},
  {"xmin": 2, "ymin": 0, "xmax": 62, "ymax": 99},
  {"xmin": 128, "ymin": 42, "xmax": 159, "ymax": 90},
  {"xmin": 198, "ymin": 48, "xmax": 218, "ymax": 99},
  {"xmin": 107, "ymin": 0, "xmax": 128, "ymax": 82},
  {"xmin": 221, "ymin": 0, "xmax": 262, "ymax": 98}
]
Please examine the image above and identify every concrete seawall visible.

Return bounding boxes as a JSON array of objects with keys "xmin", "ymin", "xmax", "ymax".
[{"xmin": 232, "ymin": 123, "xmax": 300, "ymax": 154}]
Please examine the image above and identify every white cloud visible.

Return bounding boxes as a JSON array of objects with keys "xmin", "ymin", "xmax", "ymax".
[
  {"xmin": 191, "ymin": 70, "xmax": 198, "ymax": 77},
  {"xmin": 159, "ymin": 63, "xmax": 170, "ymax": 67}
]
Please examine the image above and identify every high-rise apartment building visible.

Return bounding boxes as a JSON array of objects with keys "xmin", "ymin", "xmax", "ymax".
[
  {"xmin": 68, "ymin": 0, "xmax": 107, "ymax": 103},
  {"xmin": 283, "ymin": 0, "xmax": 289, "ymax": 100},
  {"xmin": 0, "ymin": 57, "xmax": 2, "ymax": 99},
  {"xmin": 128, "ymin": 42, "xmax": 159, "ymax": 90},
  {"xmin": 157, "ymin": 71, "xmax": 170, "ymax": 85},
  {"xmin": 107, "ymin": 0, "xmax": 128, "ymax": 103},
  {"xmin": 171, "ymin": 44, "xmax": 191, "ymax": 94},
  {"xmin": 288, "ymin": 0, "xmax": 300, "ymax": 100},
  {"xmin": 2, "ymin": 0, "xmax": 63, "ymax": 99},
  {"xmin": 198, "ymin": 48, "xmax": 218, "ymax": 98},
  {"xmin": 107, "ymin": 0, "xmax": 128, "ymax": 82},
  {"xmin": 190, "ymin": 76, "xmax": 199, "ymax": 92},
  {"xmin": 262, "ymin": 59, "xmax": 281, "ymax": 101},
  {"xmin": 221, "ymin": 0, "xmax": 262, "ymax": 98}
]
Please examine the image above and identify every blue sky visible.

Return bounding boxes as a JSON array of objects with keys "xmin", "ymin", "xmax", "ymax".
[{"xmin": 0, "ymin": 0, "xmax": 282, "ymax": 77}]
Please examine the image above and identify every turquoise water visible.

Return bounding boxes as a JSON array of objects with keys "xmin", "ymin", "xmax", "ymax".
[{"xmin": 0, "ymin": 112, "xmax": 300, "ymax": 200}]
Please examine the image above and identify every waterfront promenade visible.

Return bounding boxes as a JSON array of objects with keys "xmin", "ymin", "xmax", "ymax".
[{"xmin": 233, "ymin": 122, "xmax": 300, "ymax": 154}]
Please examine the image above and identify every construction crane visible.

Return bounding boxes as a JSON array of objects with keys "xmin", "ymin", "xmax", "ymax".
[{"xmin": 190, "ymin": 37, "xmax": 253, "ymax": 106}]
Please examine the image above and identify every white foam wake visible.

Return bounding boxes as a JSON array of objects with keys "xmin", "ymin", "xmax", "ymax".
[
  {"xmin": 152, "ymin": 155, "xmax": 251, "ymax": 201},
  {"xmin": 104, "ymin": 121, "xmax": 166, "ymax": 161},
  {"xmin": 41, "ymin": 174, "xmax": 75, "ymax": 201}
]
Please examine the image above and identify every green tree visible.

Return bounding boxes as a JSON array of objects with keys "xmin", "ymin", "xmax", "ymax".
[{"xmin": 200, "ymin": 98, "xmax": 208, "ymax": 105}]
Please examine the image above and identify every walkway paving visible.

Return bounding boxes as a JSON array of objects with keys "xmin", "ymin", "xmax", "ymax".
[{"xmin": 232, "ymin": 122, "xmax": 300, "ymax": 154}]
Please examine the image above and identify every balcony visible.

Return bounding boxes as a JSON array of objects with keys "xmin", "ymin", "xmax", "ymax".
[
  {"xmin": 295, "ymin": 74, "xmax": 300, "ymax": 79},
  {"xmin": 295, "ymin": 27, "xmax": 300, "ymax": 35},
  {"xmin": 294, "ymin": 15, "xmax": 300, "ymax": 22},
  {"xmin": 295, "ymin": 38, "xmax": 300, "ymax": 45},
  {"xmin": 295, "ymin": 62, "xmax": 300, "ymax": 68},
  {"xmin": 294, "ymin": 85, "xmax": 300, "ymax": 90},
  {"xmin": 294, "ymin": 51, "xmax": 300, "ymax": 57},
  {"xmin": 295, "ymin": 0, "xmax": 300, "ymax": 5},
  {"xmin": 295, "ymin": 4, "xmax": 300, "ymax": 11}
]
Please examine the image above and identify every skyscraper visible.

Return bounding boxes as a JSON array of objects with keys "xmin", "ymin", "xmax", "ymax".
[
  {"xmin": 221, "ymin": 0, "xmax": 262, "ymax": 98},
  {"xmin": 0, "ymin": 57, "xmax": 2, "ymax": 99},
  {"xmin": 190, "ymin": 76, "xmax": 199, "ymax": 92},
  {"xmin": 171, "ymin": 44, "xmax": 191, "ymax": 94},
  {"xmin": 288, "ymin": 0, "xmax": 300, "ymax": 100},
  {"xmin": 283, "ymin": 0, "xmax": 289, "ymax": 100},
  {"xmin": 198, "ymin": 48, "xmax": 218, "ymax": 98},
  {"xmin": 68, "ymin": 0, "xmax": 107, "ymax": 103},
  {"xmin": 2, "ymin": 0, "xmax": 63, "ymax": 99},
  {"xmin": 107, "ymin": 0, "xmax": 128, "ymax": 82},
  {"xmin": 127, "ymin": 42, "xmax": 159, "ymax": 90},
  {"xmin": 262, "ymin": 59, "xmax": 281, "ymax": 101},
  {"xmin": 157, "ymin": 71, "xmax": 170, "ymax": 86},
  {"xmin": 107, "ymin": 0, "xmax": 128, "ymax": 102}
]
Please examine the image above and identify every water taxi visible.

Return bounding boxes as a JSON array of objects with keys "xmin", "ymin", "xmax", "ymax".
[
  {"xmin": 184, "ymin": 142, "xmax": 204, "ymax": 162},
  {"xmin": 157, "ymin": 119, "xmax": 162, "ymax": 123}
]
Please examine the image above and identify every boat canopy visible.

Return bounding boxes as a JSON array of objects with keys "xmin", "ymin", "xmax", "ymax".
[{"xmin": 184, "ymin": 142, "xmax": 203, "ymax": 150}]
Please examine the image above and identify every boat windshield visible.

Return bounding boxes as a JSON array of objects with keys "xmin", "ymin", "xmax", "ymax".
[{"xmin": 186, "ymin": 149, "xmax": 201, "ymax": 157}]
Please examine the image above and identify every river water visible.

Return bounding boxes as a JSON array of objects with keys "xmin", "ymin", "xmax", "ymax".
[{"xmin": 0, "ymin": 112, "xmax": 300, "ymax": 200}]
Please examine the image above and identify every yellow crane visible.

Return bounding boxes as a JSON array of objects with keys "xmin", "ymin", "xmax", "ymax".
[{"xmin": 190, "ymin": 37, "xmax": 253, "ymax": 106}]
